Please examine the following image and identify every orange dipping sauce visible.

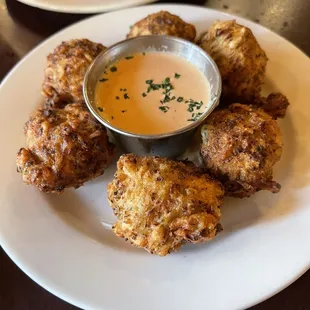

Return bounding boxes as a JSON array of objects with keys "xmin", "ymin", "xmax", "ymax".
[{"xmin": 95, "ymin": 52, "xmax": 210, "ymax": 135}]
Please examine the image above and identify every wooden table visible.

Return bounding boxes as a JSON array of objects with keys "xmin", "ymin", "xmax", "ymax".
[{"xmin": 0, "ymin": 0, "xmax": 309, "ymax": 309}]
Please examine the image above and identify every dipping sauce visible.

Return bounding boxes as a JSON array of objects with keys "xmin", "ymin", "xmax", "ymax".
[{"xmin": 95, "ymin": 52, "xmax": 210, "ymax": 135}]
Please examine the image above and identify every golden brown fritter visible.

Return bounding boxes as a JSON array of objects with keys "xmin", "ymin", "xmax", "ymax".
[
  {"xmin": 197, "ymin": 20, "xmax": 268, "ymax": 104},
  {"xmin": 256, "ymin": 92, "xmax": 290, "ymax": 119},
  {"xmin": 16, "ymin": 103, "xmax": 115, "ymax": 193},
  {"xmin": 42, "ymin": 39, "xmax": 105, "ymax": 105},
  {"xmin": 201, "ymin": 104, "xmax": 282, "ymax": 198},
  {"xmin": 108, "ymin": 154, "xmax": 224, "ymax": 256},
  {"xmin": 127, "ymin": 11, "xmax": 196, "ymax": 42}
]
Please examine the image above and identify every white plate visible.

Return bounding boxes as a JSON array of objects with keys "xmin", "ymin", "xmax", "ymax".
[
  {"xmin": 1, "ymin": 4, "xmax": 310, "ymax": 310},
  {"xmin": 17, "ymin": 0, "xmax": 156, "ymax": 14}
]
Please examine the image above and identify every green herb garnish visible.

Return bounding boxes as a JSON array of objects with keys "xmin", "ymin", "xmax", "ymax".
[
  {"xmin": 142, "ymin": 92, "xmax": 147, "ymax": 97},
  {"xmin": 174, "ymin": 73, "xmax": 181, "ymax": 79},
  {"xmin": 116, "ymin": 96, "xmax": 120, "ymax": 100},
  {"xmin": 151, "ymin": 84, "xmax": 161, "ymax": 90},
  {"xmin": 163, "ymin": 95, "xmax": 170, "ymax": 103},
  {"xmin": 99, "ymin": 78, "xmax": 108, "ymax": 82},
  {"xmin": 177, "ymin": 97, "xmax": 183, "ymax": 102},
  {"xmin": 142, "ymin": 52, "xmax": 146, "ymax": 56},
  {"xmin": 121, "ymin": 110, "xmax": 127, "ymax": 113},
  {"xmin": 125, "ymin": 56, "xmax": 134, "ymax": 60},
  {"xmin": 124, "ymin": 93, "xmax": 130, "ymax": 99},
  {"xmin": 110, "ymin": 66, "xmax": 117, "ymax": 72},
  {"xmin": 97, "ymin": 107, "xmax": 103, "ymax": 112},
  {"xmin": 159, "ymin": 106, "xmax": 169, "ymax": 113},
  {"xmin": 187, "ymin": 112, "xmax": 203, "ymax": 122},
  {"xmin": 146, "ymin": 79, "xmax": 153, "ymax": 85}
]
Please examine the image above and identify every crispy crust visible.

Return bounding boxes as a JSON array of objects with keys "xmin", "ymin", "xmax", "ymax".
[
  {"xmin": 42, "ymin": 39, "xmax": 105, "ymax": 105},
  {"xmin": 108, "ymin": 154, "xmax": 224, "ymax": 256},
  {"xmin": 16, "ymin": 103, "xmax": 115, "ymax": 193},
  {"xmin": 197, "ymin": 20, "xmax": 268, "ymax": 104},
  {"xmin": 256, "ymin": 92, "xmax": 290, "ymax": 119},
  {"xmin": 127, "ymin": 11, "xmax": 196, "ymax": 42},
  {"xmin": 201, "ymin": 104, "xmax": 283, "ymax": 198}
]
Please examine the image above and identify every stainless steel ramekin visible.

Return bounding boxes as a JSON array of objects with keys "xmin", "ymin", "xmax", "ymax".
[{"xmin": 83, "ymin": 35, "xmax": 221, "ymax": 158}]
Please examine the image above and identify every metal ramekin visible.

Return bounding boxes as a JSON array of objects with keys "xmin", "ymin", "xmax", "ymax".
[{"xmin": 83, "ymin": 35, "xmax": 221, "ymax": 158}]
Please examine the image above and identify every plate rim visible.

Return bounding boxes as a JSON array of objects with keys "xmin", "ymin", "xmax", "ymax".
[
  {"xmin": 1, "ymin": 4, "xmax": 310, "ymax": 310},
  {"xmin": 16, "ymin": 0, "xmax": 156, "ymax": 14}
]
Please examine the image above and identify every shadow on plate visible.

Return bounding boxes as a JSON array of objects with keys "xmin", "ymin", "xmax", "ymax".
[{"xmin": 43, "ymin": 188, "xmax": 142, "ymax": 254}]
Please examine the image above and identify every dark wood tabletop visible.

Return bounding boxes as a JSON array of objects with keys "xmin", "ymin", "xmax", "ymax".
[{"xmin": 0, "ymin": 0, "xmax": 309, "ymax": 309}]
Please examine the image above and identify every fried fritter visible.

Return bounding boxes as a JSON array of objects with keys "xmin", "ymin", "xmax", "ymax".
[
  {"xmin": 201, "ymin": 104, "xmax": 282, "ymax": 198},
  {"xmin": 16, "ymin": 103, "xmax": 115, "ymax": 193},
  {"xmin": 197, "ymin": 20, "xmax": 268, "ymax": 104},
  {"xmin": 108, "ymin": 154, "xmax": 224, "ymax": 256},
  {"xmin": 127, "ymin": 11, "xmax": 196, "ymax": 42},
  {"xmin": 42, "ymin": 39, "xmax": 105, "ymax": 105}
]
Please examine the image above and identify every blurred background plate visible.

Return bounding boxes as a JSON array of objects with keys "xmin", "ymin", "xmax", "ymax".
[{"xmin": 17, "ymin": 0, "xmax": 157, "ymax": 13}]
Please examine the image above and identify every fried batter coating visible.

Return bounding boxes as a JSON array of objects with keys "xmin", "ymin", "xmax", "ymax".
[
  {"xmin": 108, "ymin": 154, "xmax": 224, "ymax": 256},
  {"xmin": 16, "ymin": 103, "xmax": 115, "ymax": 193},
  {"xmin": 127, "ymin": 11, "xmax": 196, "ymax": 42},
  {"xmin": 42, "ymin": 39, "xmax": 105, "ymax": 105},
  {"xmin": 257, "ymin": 92, "xmax": 290, "ymax": 119},
  {"xmin": 201, "ymin": 104, "xmax": 282, "ymax": 198},
  {"xmin": 197, "ymin": 20, "xmax": 268, "ymax": 104}
]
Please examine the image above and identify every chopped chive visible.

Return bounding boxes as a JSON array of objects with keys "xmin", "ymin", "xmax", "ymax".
[
  {"xmin": 99, "ymin": 78, "xmax": 108, "ymax": 82},
  {"xmin": 116, "ymin": 96, "xmax": 120, "ymax": 100},
  {"xmin": 123, "ymin": 88, "xmax": 127, "ymax": 91},
  {"xmin": 174, "ymin": 73, "xmax": 181, "ymax": 79},
  {"xmin": 187, "ymin": 106, "xmax": 194, "ymax": 112},
  {"xmin": 187, "ymin": 112, "xmax": 203, "ymax": 122},
  {"xmin": 142, "ymin": 92, "xmax": 147, "ymax": 97},
  {"xmin": 125, "ymin": 56, "xmax": 134, "ymax": 60},
  {"xmin": 159, "ymin": 106, "xmax": 169, "ymax": 113},
  {"xmin": 164, "ymin": 77, "xmax": 170, "ymax": 84},
  {"xmin": 121, "ymin": 110, "xmax": 127, "ymax": 113},
  {"xmin": 97, "ymin": 107, "xmax": 103, "ymax": 112},
  {"xmin": 151, "ymin": 84, "xmax": 161, "ymax": 90},
  {"xmin": 177, "ymin": 97, "xmax": 183, "ymax": 102},
  {"xmin": 171, "ymin": 96, "xmax": 176, "ymax": 100},
  {"xmin": 124, "ymin": 93, "xmax": 130, "ymax": 99},
  {"xmin": 147, "ymin": 86, "xmax": 152, "ymax": 93},
  {"xmin": 163, "ymin": 95, "xmax": 170, "ymax": 103},
  {"xmin": 146, "ymin": 79, "xmax": 153, "ymax": 84},
  {"xmin": 110, "ymin": 66, "xmax": 117, "ymax": 72}
]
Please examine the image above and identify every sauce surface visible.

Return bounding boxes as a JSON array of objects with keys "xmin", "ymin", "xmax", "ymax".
[{"xmin": 95, "ymin": 52, "xmax": 210, "ymax": 135}]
